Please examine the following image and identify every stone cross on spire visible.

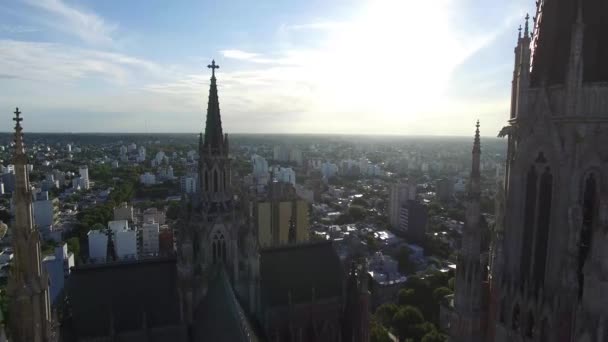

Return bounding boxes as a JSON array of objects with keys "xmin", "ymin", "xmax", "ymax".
[{"xmin": 207, "ymin": 59, "xmax": 220, "ymax": 79}]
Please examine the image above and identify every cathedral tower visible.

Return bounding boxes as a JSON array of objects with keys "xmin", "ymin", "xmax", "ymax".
[
  {"xmin": 451, "ymin": 122, "xmax": 485, "ymax": 342},
  {"xmin": 6, "ymin": 108, "xmax": 54, "ymax": 342},
  {"xmin": 485, "ymin": 1, "xmax": 608, "ymax": 341},
  {"xmin": 177, "ymin": 60, "xmax": 240, "ymax": 322}
]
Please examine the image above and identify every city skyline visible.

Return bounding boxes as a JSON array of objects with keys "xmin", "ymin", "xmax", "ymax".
[{"xmin": 1, "ymin": 0, "xmax": 533, "ymax": 135}]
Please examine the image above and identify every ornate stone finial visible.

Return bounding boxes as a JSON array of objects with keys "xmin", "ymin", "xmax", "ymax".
[
  {"xmin": 524, "ymin": 13, "xmax": 530, "ymax": 37},
  {"xmin": 473, "ymin": 120, "xmax": 481, "ymax": 154},
  {"xmin": 13, "ymin": 107, "xmax": 25, "ymax": 156},
  {"xmin": 518, "ymin": 25, "xmax": 522, "ymax": 39},
  {"xmin": 207, "ymin": 59, "xmax": 220, "ymax": 79}
]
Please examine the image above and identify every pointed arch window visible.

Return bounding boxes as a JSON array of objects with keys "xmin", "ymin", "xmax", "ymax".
[
  {"xmin": 204, "ymin": 170, "xmax": 209, "ymax": 192},
  {"xmin": 212, "ymin": 231, "xmax": 227, "ymax": 264},
  {"xmin": 213, "ymin": 169, "xmax": 219, "ymax": 193},
  {"xmin": 520, "ymin": 165, "xmax": 538, "ymax": 280},
  {"xmin": 525, "ymin": 311, "xmax": 535, "ymax": 337},
  {"xmin": 533, "ymin": 167, "xmax": 552, "ymax": 290},
  {"xmin": 539, "ymin": 318, "xmax": 549, "ymax": 342},
  {"xmin": 578, "ymin": 173, "xmax": 598, "ymax": 298},
  {"xmin": 512, "ymin": 304, "xmax": 521, "ymax": 332}
]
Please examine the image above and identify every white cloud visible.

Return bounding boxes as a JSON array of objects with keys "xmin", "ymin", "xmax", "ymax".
[
  {"xmin": 23, "ymin": 0, "xmax": 117, "ymax": 45},
  {"xmin": 286, "ymin": 21, "xmax": 348, "ymax": 31},
  {"xmin": 220, "ymin": 49, "xmax": 259, "ymax": 60},
  {"xmin": 0, "ymin": 24, "xmax": 38, "ymax": 33},
  {"xmin": 0, "ymin": 39, "xmax": 168, "ymax": 85}
]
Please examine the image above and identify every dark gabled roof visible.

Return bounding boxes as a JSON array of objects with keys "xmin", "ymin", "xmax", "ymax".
[
  {"xmin": 193, "ymin": 267, "xmax": 259, "ymax": 342},
  {"xmin": 67, "ymin": 257, "xmax": 182, "ymax": 338},
  {"xmin": 260, "ymin": 241, "xmax": 344, "ymax": 308}
]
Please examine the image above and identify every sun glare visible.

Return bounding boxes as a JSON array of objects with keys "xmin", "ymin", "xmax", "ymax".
[{"xmin": 314, "ymin": 0, "xmax": 464, "ymax": 123}]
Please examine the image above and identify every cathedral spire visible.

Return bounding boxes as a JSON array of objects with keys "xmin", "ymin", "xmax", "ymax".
[
  {"xmin": 470, "ymin": 120, "xmax": 481, "ymax": 196},
  {"xmin": 7, "ymin": 109, "xmax": 53, "ymax": 342},
  {"xmin": 451, "ymin": 121, "xmax": 484, "ymax": 342},
  {"xmin": 203, "ymin": 59, "xmax": 225, "ymax": 154}
]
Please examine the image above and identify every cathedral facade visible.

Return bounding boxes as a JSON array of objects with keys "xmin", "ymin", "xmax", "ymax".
[{"xmin": 450, "ymin": 0, "xmax": 608, "ymax": 341}]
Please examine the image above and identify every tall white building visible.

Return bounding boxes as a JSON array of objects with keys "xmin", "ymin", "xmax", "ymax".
[
  {"xmin": 73, "ymin": 166, "xmax": 90, "ymax": 190},
  {"xmin": 181, "ymin": 176, "xmax": 197, "ymax": 194},
  {"xmin": 321, "ymin": 162, "xmax": 339, "ymax": 181},
  {"xmin": 42, "ymin": 244, "xmax": 74, "ymax": 304},
  {"xmin": 273, "ymin": 145, "xmax": 289, "ymax": 161},
  {"xmin": 252, "ymin": 154, "xmax": 269, "ymax": 175},
  {"xmin": 272, "ymin": 166, "xmax": 296, "ymax": 186},
  {"xmin": 388, "ymin": 180, "xmax": 416, "ymax": 229},
  {"xmin": 154, "ymin": 151, "xmax": 166, "ymax": 165},
  {"xmin": 88, "ymin": 230, "xmax": 108, "ymax": 262},
  {"xmin": 140, "ymin": 172, "xmax": 156, "ymax": 186},
  {"xmin": 137, "ymin": 146, "xmax": 146, "ymax": 162},
  {"xmin": 289, "ymin": 148, "xmax": 303, "ymax": 166},
  {"xmin": 114, "ymin": 230, "xmax": 137, "ymax": 259},
  {"xmin": 141, "ymin": 222, "xmax": 160, "ymax": 255},
  {"xmin": 32, "ymin": 199, "xmax": 54, "ymax": 229}
]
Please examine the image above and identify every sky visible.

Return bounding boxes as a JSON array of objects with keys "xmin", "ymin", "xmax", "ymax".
[{"xmin": 0, "ymin": 0, "xmax": 535, "ymax": 135}]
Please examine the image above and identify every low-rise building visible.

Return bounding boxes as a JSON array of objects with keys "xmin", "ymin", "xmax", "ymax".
[
  {"xmin": 88, "ymin": 230, "xmax": 108, "ymax": 262},
  {"xmin": 141, "ymin": 222, "xmax": 160, "ymax": 256}
]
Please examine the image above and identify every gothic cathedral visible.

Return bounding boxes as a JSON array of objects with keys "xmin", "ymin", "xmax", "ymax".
[{"xmin": 451, "ymin": 0, "xmax": 608, "ymax": 341}]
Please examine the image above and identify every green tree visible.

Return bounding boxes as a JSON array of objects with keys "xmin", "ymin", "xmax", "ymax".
[
  {"xmin": 396, "ymin": 245, "xmax": 416, "ymax": 274},
  {"xmin": 391, "ymin": 306, "xmax": 424, "ymax": 341},
  {"xmin": 432, "ymin": 287, "xmax": 452, "ymax": 303},
  {"xmin": 351, "ymin": 197, "xmax": 368, "ymax": 207},
  {"xmin": 447, "ymin": 277, "xmax": 455, "ymax": 291},
  {"xmin": 422, "ymin": 329, "xmax": 447, "ymax": 342},
  {"xmin": 348, "ymin": 206, "xmax": 366, "ymax": 221},
  {"xmin": 67, "ymin": 237, "xmax": 81, "ymax": 259},
  {"xmin": 166, "ymin": 202, "xmax": 181, "ymax": 220},
  {"xmin": 370, "ymin": 318, "xmax": 392, "ymax": 342},
  {"xmin": 397, "ymin": 288, "xmax": 416, "ymax": 306},
  {"xmin": 375, "ymin": 303, "xmax": 398, "ymax": 327}
]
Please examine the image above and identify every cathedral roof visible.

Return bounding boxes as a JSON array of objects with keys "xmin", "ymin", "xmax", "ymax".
[
  {"xmin": 259, "ymin": 241, "xmax": 344, "ymax": 308},
  {"xmin": 193, "ymin": 267, "xmax": 259, "ymax": 341},
  {"xmin": 530, "ymin": 0, "xmax": 608, "ymax": 86},
  {"xmin": 67, "ymin": 257, "xmax": 184, "ymax": 339}
]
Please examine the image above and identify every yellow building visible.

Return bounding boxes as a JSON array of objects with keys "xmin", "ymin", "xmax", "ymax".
[{"xmin": 255, "ymin": 182, "xmax": 310, "ymax": 247}]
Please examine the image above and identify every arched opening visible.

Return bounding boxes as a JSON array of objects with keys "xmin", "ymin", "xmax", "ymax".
[
  {"xmin": 512, "ymin": 304, "xmax": 521, "ymax": 332},
  {"xmin": 578, "ymin": 173, "xmax": 598, "ymax": 298},
  {"xmin": 212, "ymin": 231, "xmax": 226, "ymax": 264},
  {"xmin": 204, "ymin": 169, "xmax": 209, "ymax": 192},
  {"xmin": 525, "ymin": 311, "xmax": 535, "ymax": 337},
  {"xmin": 533, "ymin": 167, "xmax": 553, "ymax": 290},
  {"xmin": 539, "ymin": 318, "xmax": 549, "ymax": 342},
  {"xmin": 223, "ymin": 171, "xmax": 227, "ymax": 191},
  {"xmin": 520, "ymin": 165, "xmax": 538, "ymax": 281},
  {"xmin": 213, "ymin": 169, "xmax": 219, "ymax": 192}
]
